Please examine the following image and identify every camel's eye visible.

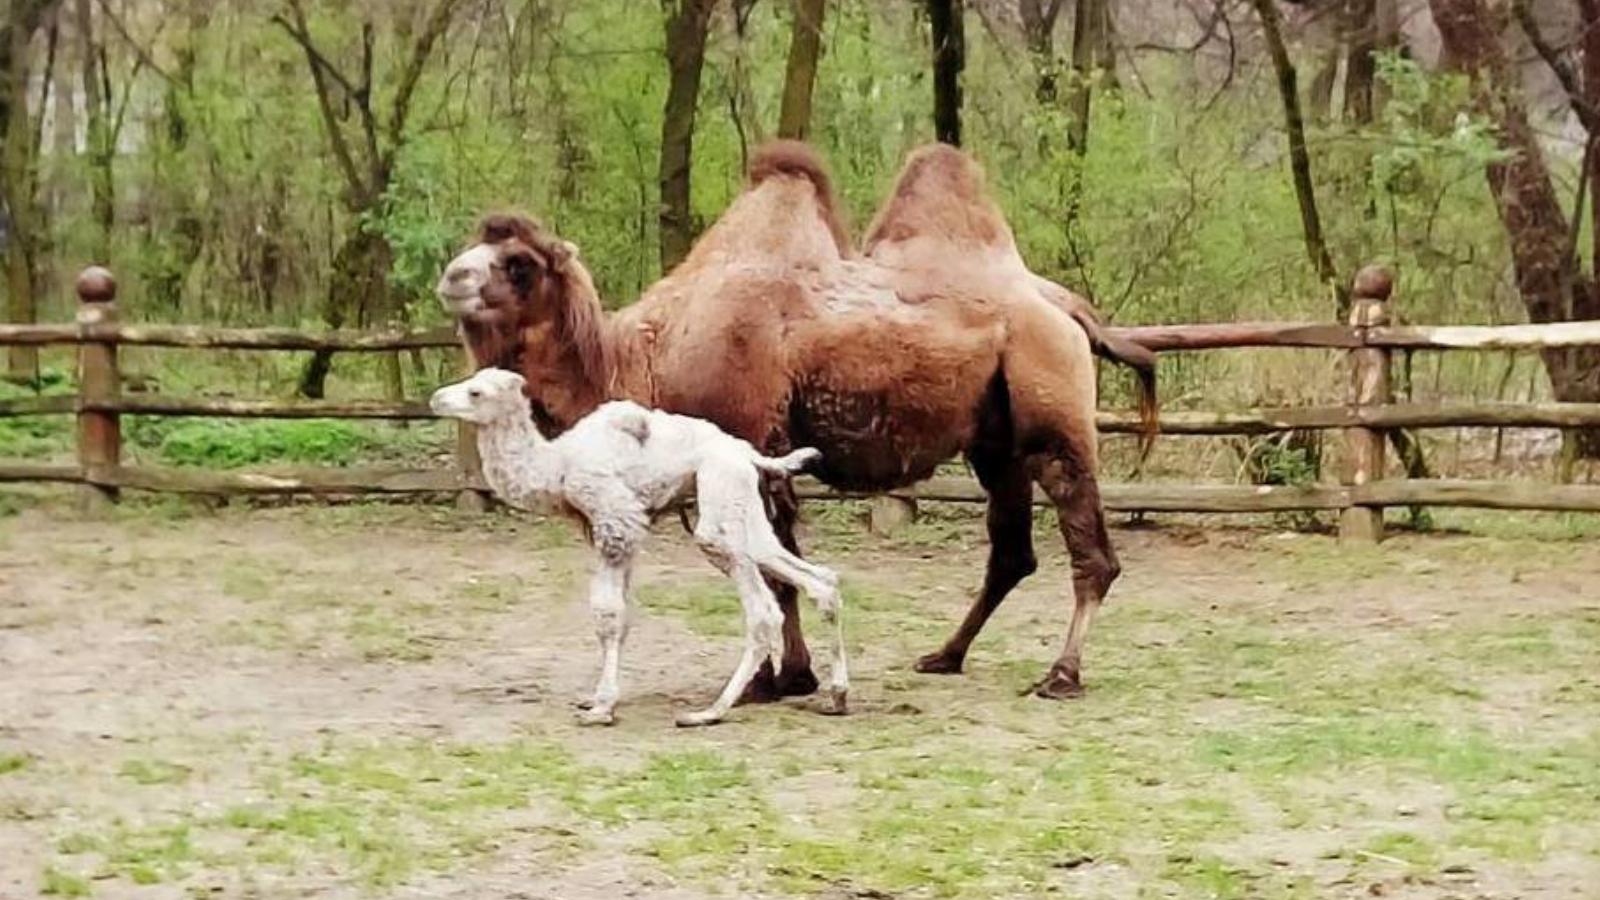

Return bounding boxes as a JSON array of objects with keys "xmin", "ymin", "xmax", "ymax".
[
  {"xmin": 502, "ymin": 249, "xmax": 537, "ymax": 292},
  {"xmin": 468, "ymin": 389, "xmax": 483, "ymax": 399}
]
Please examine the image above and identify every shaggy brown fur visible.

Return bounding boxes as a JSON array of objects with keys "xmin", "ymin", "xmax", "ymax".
[{"xmin": 444, "ymin": 141, "xmax": 1158, "ymax": 701}]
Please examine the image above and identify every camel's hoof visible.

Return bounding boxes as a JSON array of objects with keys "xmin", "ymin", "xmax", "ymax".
[
  {"xmin": 576, "ymin": 707, "xmax": 616, "ymax": 726},
  {"xmin": 737, "ymin": 664, "xmax": 819, "ymax": 705},
  {"xmin": 913, "ymin": 650, "xmax": 964, "ymax": 675},
  {"xmin": 738, "ymin": 673, "xmax": 783, "ymax": 705},
  {"xmin": 1029, "ymin": 669, "xmax": 1085, "ymax": 700},
  {"xmin": 674, "ymin": 710, "xmax": 724, "ymax": 728},
  {"xmin": 776, "ymin": 666, "xmax": 820, "ymax": 697},
  {"xmin": 820, "ymin": 687, "xmax": 849, "ymax": 716}
]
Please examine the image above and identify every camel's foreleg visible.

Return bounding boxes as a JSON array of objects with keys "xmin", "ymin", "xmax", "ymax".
[
  {"xmin": 578, "ymin": 523, "xmax": 640, "ymax": 725},
  {"xmin": 916, "ymin": 451, "xmax": 1038, "ymax": 675}
]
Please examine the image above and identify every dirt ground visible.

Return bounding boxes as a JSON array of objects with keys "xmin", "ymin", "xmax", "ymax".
[{"xmin": 1, "ymin": 496, "xmax": 1598, "ymax": 899}]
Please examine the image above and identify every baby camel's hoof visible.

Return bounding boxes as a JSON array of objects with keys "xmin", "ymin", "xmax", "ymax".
[
  {"xmin": 913, "ymin": 650, "xmax": 964, "ymax": 675},
  {"xmin": 1028, "ymin": 669, "xmax": 1085, "ymax": 700},
  {"xmin": 577, "ymin": 707, "xmax": 616, "ymax": 726},
  {"xmin": 820, "ymin": 688, "xmax": 849, "ymax": 716},
  {"xmin": 674, "ymin": 710, "xmax": 725, "ymax": 728}
]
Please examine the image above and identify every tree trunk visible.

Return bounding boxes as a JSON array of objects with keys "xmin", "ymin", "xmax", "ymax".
[
  {"xmin": 1307, "ymin": 47, "xmax": 1338, "ymax": 123},
  {"xmin": 1431, "ymin": 0, "xmax": 1600, "ymax": 457},
  {"xmin": 727, "ymin": 0, "xmax": 764, "ymax": 165},
  {"xmin": 658, "ymin": 0, "xmax": 716, "ymax": 272},
  {"xmin": 76, "ymin": 0, "xmax": 111, "ymax": 261},
  {"xmin": 1250, "ymin": 0, "xmax": 1347, "ymax": 317},
  {"xmin": 927, "ymin": 0, "xmax": 963, "ymax": 145},
  {"xmin": 777, "ymin": 0, "xmax": 825, "ymax": 139},
  {"xmin": 1020, "ymin": 0, "xmax": 1063, "ymax": 105},
  {"xmin": 1066, "ymin": 0, "xmax": 1109, "ymax": 154},
  {"xmin": 1, "ymin": 0, "xmax": 51, "ymax": 384},
  {"xmin": 298, "ymin": 226, "xmax": 393, "ymax": 399}
]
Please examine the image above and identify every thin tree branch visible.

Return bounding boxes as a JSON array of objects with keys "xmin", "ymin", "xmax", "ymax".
[
  {"xmin": 1512, "ymin": 0, "xmax": 1600, "ymax": 132},
  {"xmin": 1249, "ymin": 0, "xmax": 1347, "ymax": 315},
  {"xmin": 95, "ymin": 0, "xmax": 172, "ymax": 83},
  {"xmin": 383, "ymin": 0, "xmax": 466, "ymax": 171},
  {"xmin": 271, "ymin": 7, "xmax": 363, "ymax": 104},
  {"xmin": 357, "ymin": 21, "xmax": 379, "ymax": 177},
  {"xmin": 274, "ymin": 1, "xmax": 367, "ymax": 201},
  {"xmin": 1564, "ymin": 135, "xmax": 1595, "ymax": 268}
]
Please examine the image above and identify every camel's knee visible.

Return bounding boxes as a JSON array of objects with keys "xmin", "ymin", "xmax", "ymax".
[{"xmin": 693, "ymin": 523, "xmax": 739, "ymax": 571}]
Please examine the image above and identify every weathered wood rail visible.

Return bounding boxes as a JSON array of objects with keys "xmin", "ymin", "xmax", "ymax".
[{"xmin": 3, "ymin": 265, "xmax": 1600, "ymax": 540}]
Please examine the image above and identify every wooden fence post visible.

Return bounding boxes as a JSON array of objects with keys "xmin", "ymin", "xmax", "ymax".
[
  {"xmin": 454, "ymin": 348, "xmax": 489, "ymax": 512},
  {"xmin": 1340, "ymin": 265, "xmax": 1392, "ymax": 542},
  {"xmin": 869, "ymin": 494, "xmax": 917, "ymax": 536},
  {"xmin": 75, "ymin": 266, "xmax": 121, "ymax": 512}
]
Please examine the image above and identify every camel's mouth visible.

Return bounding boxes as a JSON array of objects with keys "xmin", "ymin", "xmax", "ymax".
[{"xmin": 438, "ymin": 291, "xmax": 487, "ymax": 318}]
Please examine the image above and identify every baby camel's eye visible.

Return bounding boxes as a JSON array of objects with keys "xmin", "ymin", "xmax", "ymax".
[{"xmin": 468, "ymin": 389, "xmax": 483, "ymax": 399}]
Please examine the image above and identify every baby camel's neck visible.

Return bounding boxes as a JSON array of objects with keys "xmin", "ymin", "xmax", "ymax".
[{"xmin": 475, "ymin": 413, "xmax": 564, "ymax": 509}]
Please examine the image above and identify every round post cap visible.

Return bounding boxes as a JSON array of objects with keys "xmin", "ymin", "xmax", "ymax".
[
  {"xmin": 76, "ymin": 267, "xmax": 117, "ymax": 304},
  {"xmin": 1352, "ymin": 265, "xmax": 1393, "ymax": 302}
]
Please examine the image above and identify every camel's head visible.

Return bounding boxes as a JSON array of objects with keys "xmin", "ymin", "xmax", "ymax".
[
  {"xmin": 429, "ymin": 368, "xmax": 530, "ymax": 425},
  {"xmin": 438, "ymin": 214, "xmax": 610, "ymax": 397},
  {"xmin": 438, "ymin": 214, "xmax": 577, "ymax": 326}
]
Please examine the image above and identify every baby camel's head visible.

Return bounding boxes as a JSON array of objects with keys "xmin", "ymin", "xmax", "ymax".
[{"xmin": 429, "ymin": 368, "xmax": 529, "ymax": 425}]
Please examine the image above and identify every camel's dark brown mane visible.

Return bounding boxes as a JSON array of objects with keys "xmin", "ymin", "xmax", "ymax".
[
  {"xmin": 747, "ymin": 140, "xmax": 852, "ymax": 255},
  {"xmin": 862, "ymin": 143, "xmax": 1009, "ymax": 252},
  {"xmin": 471, "ymin": 212, "xmax": 612, "ymax": 397}
]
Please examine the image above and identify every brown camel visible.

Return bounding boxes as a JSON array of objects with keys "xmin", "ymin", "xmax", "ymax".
[{"xmin": 438, "ymin": 141, "xmax": 1156, "ymax": 700}]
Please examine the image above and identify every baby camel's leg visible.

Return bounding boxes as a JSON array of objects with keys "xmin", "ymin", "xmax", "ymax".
[
  {"xmin": 679, "ymin": 467, "xmax": 786, "ymax": 727},
  {"xmin": 677, "ymin": 553, "xmax": 784, "ymax": 727},
  {"xmin": 578, "ymin": 520, "xmax": 641, "ymax": 726},
  {"xmin": 748, "ymin": 510, "xmax": 849, "ymax": 714}
]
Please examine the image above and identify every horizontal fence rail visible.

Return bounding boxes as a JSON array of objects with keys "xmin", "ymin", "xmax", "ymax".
[
  {"xmin": 3, "ymin": 265, "xmax": 1600, "ymax": 536},
  {"xmin": 0, "ymin": 322, "xmax": 459, "ymax": 351},
  {"xmin": 9, "ymin": 397, "xmax": 1600, "ymax": 432},
  {"xmin": 6, "ymin": 465, "xmax": 1599, "ymax": 515}
]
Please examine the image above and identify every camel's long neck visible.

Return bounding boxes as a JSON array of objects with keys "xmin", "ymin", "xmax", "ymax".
[
  {"xmin": 475, "ymin": 413, "xmax": 564, "ymax": 509},
  {"xmin": 518, "ymin": 264, "xmax": 625, "ymax": 435}
]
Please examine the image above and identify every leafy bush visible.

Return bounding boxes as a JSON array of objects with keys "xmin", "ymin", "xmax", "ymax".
[
  {"xmin": 152, "ymin": 420, "xmax": 374, "ymax": 468},
  {"xmin": 0, "ymin": 378, "xmax": 75, "ymax": 460}
]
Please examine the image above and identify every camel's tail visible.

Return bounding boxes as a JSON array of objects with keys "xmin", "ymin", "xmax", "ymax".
[
  {"xmin": 1071, "ymin": 310, "xmax": 1159, "ymax": 460},
  {"xmin": 753, "ymin": 447, "xmax": 823, "ymax": 475},
  {"xmin": 1032, "ymin": 278, "xmax": 1160, "ymax": 460}
]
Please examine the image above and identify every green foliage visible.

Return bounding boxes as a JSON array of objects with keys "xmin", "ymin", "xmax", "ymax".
[
  {"xmin": 39, "ymin": 867, "xmax": 91, "ymax": 897},
  {"xmin": 149, "ymin": 419, "xmax": 374, "ymax": 468}
]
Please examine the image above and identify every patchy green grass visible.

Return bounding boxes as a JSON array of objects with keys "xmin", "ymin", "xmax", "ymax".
[
  {"xmin": 39, "ymin": 866, "xmax": 91, "ymax": 897},
  {"xmin": 117, "ymin": 758, "xmax": 192, "ymax": 786},
  {"xmin": 6, "ymin": 504, "xmax": 1599, "ymax": 898}
]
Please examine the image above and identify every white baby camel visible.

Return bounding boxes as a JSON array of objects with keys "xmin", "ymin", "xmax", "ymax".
[{"xmin": 430, "ymin": 368, "xmax": 848, "ymax": 726}]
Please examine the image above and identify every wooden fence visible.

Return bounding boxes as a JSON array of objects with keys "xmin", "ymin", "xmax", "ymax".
[{"xmin": 3, "ymin": 265, "xmax": 1600, "ymax": 541}]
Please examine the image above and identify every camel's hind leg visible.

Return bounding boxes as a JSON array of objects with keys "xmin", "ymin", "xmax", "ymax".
[
  {"xmin": 1031, "ymin": 454, "xmax": 1120, "ymax": 699},
  {"xmin": 915, "ymin": 446, "xmax": 1037, "ymax": 675}
]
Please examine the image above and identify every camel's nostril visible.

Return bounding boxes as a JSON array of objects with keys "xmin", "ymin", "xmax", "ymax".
[{"xmin": 448, "ymin": 268, "xmax": 474, "ymax": 286}]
